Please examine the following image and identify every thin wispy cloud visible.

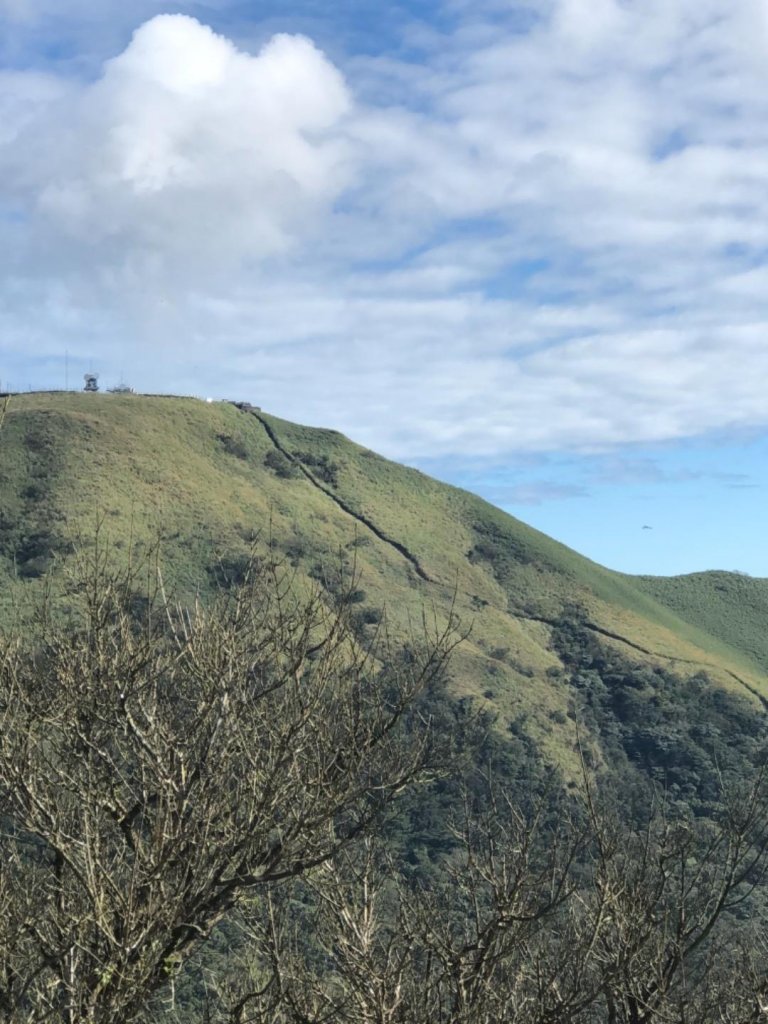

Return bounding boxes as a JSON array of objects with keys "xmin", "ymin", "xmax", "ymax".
[
  {"xmin": 1, "ymin": 0, "xmax": 768, "ymax": 464},
  {"xmin": 484, "ymin": 481, "xmax": 589, "ymax": 506}
]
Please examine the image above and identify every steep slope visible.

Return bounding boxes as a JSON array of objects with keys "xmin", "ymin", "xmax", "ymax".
[{"xmin": 0, "ymin": 392, "xmax": 766, "ymax": 774}]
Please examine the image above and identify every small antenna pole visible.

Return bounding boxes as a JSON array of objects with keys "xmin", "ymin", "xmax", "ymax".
[{"xmin": 65, "ymin": 349, "xmax": 69, "ymax": 391}]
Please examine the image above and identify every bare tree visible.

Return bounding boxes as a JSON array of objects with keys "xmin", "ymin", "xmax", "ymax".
[
  {"xmin": 0, "ymin": 541, "xmax": 459, "ymax": 1024},
  {"xmin": 4, "ymin": 538, "xmax": 767, "ymax": 1024},
  {"xmin": 211, "ymin": 782, "xmax": 587, "ymax": 1024},
  {"xmin": 221, "ymin": 773, "xmax": 768, "ymax": 1024},
  {"xmin": 576, "ymin": 773, "xmax": 768, "ymax": 1024}
]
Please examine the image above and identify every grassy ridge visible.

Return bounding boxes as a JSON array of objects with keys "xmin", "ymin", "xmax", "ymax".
[
  {"xmin": 260, "ymin": 409, "xmax": 768, "ymax": 694},
  {"xmin": 1, "ymin": 392, "xmax": 766, "ymax": 774},
  {"xmin": 632, "ymin": 571, "xmax": 768, "ymax": 673}
]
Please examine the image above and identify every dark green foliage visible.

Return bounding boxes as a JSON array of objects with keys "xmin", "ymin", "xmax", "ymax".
[
  {"xmin": 467, "ymin": 519, "xmax": 535, "ymax": 577},
  {"xmin": 14, "ymin": 529, "xmax": 59, "ymax": 578},
  {"xmin": 292, "ymin": 450, "xmax": 342, "ymax": 487},
  {"xmin": 216, "ymin": 433, "xmax": 249, "ymax": 460},
  {"xmin": 381, "ymin": 681, "xmax": 557, "ymax": 882},
  {"xmin": 263, "ymin": 448, "xmax": 300, "ymax": 479},
  {"xmin": 353, "ymin": 605, "xmax": 383, "ymax": 628},
  {"xmin": 206, "ymin": 553, "xmax": 254, "ymax": 588},
  {"xmin": 552, "ymin": 614, "xmax": 768, "ymax": 816},
  {"xmin": 0, "ymin": 416, "xmax": 70, "ymax": 578}
]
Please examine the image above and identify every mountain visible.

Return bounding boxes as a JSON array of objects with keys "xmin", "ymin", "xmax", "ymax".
[{"xmin": 1, "ymin": 390, "xmax": 766, "ymax": 777}]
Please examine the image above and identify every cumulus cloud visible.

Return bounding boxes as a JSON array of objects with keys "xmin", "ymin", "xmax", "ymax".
[
  {"xmin": 1, "ymin": 15, "xmax": 352, "ymax": 280},
  {"xmin": 3, "ymin": 2, "xmax": 768, "ymax": 463}
]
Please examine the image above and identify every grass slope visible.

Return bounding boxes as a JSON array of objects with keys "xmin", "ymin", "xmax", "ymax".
[
  {"xmin": 632, "ymin": 572, "xmax": 768, "ymax": 674},
  {"xmin": 1, "ymin": 392, "xmax": 766, "ymax": 772}
]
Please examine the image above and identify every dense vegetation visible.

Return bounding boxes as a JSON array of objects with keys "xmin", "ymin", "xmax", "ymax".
[
  {"xmin": 1, "ymin": 393, "xmax": 768, "ymax": 1021},
  {"xmin": 3, "ymin": 553, "xmax": 768, "ymax": 1022}
]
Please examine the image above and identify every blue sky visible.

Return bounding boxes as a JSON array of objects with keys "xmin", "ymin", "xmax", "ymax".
[{"xmin": 1, "ymin": 0, "xmax": 767, "ymax": 577}]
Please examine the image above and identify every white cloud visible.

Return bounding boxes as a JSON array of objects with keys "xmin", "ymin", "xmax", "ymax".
[
  {"xmin": 1, "ymin": 15, "xmax": 352, "ymax": 277},
  {"xmin": 3, "ymin": 3, "xmax": 768, "ymax": 462}
]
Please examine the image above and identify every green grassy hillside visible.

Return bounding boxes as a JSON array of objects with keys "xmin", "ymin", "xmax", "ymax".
[
  {"xmin": 1, "ymin": 391, "xmax": 766, "ymax": 774},
  {"xmin": 632, "ymin": 571, "xmax": 768, "ymax": 673}
]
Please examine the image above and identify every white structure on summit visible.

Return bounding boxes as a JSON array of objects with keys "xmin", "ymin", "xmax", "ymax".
[{"xmin": 83, "ymin": 373, "xmax": 99, "ymax": 392}]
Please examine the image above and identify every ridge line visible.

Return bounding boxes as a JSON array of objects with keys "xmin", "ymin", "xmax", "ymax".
[
  {"xmin": 517, "ymin": 611, "xmax": 768, "ymax": 712},
  {"xmin": 234, "ymin": 404, "xmax": 432, "ymax": 583}
]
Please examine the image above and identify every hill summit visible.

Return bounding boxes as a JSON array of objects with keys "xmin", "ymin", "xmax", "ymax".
[{"xmin": 1, "ymin": 391, "xmax": 766, "ymax": 772}]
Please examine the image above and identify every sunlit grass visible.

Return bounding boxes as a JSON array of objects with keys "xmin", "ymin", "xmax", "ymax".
[{"xmin": 1, "ymin": 391, "xmax": 765, "ymax": 771}]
